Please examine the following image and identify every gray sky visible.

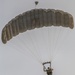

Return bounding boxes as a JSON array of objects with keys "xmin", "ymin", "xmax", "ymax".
[{"xmin": 0, "ymin": 0, "xmax": 75, "ymax": 75}]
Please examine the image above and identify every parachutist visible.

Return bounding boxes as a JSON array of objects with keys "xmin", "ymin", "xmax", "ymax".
[
  {"xmin": 35, "ymin": 1, "xmax": 39, "ymax": 5},
  {"xmin": 35, "ymin": 1, "xmax": 39, "ymax": 9},
  {"xmin": 43, "ymin": 62, "xmax": 53, "ymax": 75}
]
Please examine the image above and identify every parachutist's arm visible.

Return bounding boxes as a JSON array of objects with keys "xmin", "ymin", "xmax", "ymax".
[
  {"xmin": 43, "ymin": 61, "xmax": 51, "ymax": 65},
  {"xmin": 43, "ymin": 66, "xmax": 46, "ymax": 72},
  {"xmin": 43, "ymin": 61, "xmax": 51, "ymax": 68}
]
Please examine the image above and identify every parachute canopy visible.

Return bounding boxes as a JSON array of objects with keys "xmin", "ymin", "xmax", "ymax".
[{"xmin": 1, "ymin": 9, "xmax": 74, "ymax": 44}]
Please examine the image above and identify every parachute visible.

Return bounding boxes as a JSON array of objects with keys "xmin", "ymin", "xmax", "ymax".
[
  {"xmin": 2, "ymin": 9, "xmax": 74, "ymax": 44},
  {"xmin": 1, "ymin": 8, "xmax": 74, "ymax": 64}
]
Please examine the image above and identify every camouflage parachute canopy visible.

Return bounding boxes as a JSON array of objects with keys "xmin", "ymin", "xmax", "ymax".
[{"xmin": 1, "ymin": 9, "xmax": 74, "ymax": 44}]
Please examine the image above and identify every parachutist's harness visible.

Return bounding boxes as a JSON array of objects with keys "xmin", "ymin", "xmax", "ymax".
[{"xmin": 43, "ymin": 62, "xmax": 53, "ymax": 75}]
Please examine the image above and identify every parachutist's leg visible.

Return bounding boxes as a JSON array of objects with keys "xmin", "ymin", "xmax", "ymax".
[{"xmin": 47, "ymin": 72, "xmax": 52, "ymax": 75}]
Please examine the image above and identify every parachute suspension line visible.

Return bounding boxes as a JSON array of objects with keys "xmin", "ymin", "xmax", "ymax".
[
  {"xmin": 51, "ymin": 28, "xmax": 70, "ymax": 62},
  {"xmin": 51, "ymin": 27, "xmax": 57, "ymax": 61},
  {"xmin": 48, "ymin": 27, "xmax": 54, "ymax": 62},
  {"xmin": 21, "ymin": 33, "xmax": 43, "ymax": 64},
  {"xmin": 47, "ymin": 27, "xmax": 53, "ymax": 62},
  {"xmin": 10, "ymin": 40, "xmax": 42, "ymax": 64},
  {"xmin": 8, "ymin": 39, "xmax": 37, "ymax": 62},
  {"xmin": 17, "ymin": 34, "xmax": 42, "ymax": 64},
  {"xmin": 27, "ymin": 31, "xmax": 43, "ymax": 63},
  {"xmin": 40, "ymin": 28, "xmax": 50, "ymax": 62},
  {"xmin": 31, "ymin": 31, "xmax": 44, "ymax": 63},
  {"xmin": 48, "ymin": 27, "xmax": 56, "ymax": 62},
  {"xmin": 50, "ymin": 27, "xmax": 63, "ymax": 61},
  {"xmin": 8, "ymin": 41, "xmax": 26, "ymax": 56},
  {"xmin": 47, "ymin": 27, "xmax": 63, "ymax": 62},
  {"xmin": 47, "ymin": 28, "xmax": 51, "ymax": 61},
  {"xmin": 9, "ymin": 42, "xmax": 34, "ymax": 60}
]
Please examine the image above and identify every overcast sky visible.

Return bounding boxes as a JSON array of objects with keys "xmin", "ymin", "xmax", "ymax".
[{"xmin": 0, "ymin": 0, "xmax": 75, "ymax": 75}]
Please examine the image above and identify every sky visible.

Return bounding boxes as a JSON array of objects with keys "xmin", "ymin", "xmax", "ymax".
[{"xmin": 0, "ymin": 0, "xmax": 75, "ymax": 75}]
